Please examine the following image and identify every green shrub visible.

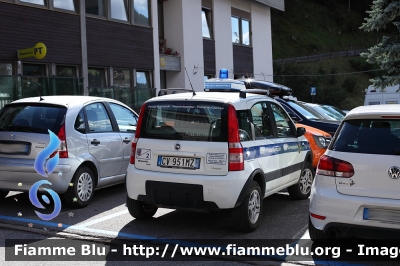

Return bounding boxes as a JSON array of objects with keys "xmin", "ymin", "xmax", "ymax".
[{"xmin": 342, "ymin": 77, "xmax": 358, "ymax": 93}]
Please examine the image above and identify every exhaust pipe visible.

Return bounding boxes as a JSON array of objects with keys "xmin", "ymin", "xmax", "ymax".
[{"xmin": 327, "ymin": 228, "xmax": 339, "ymax": 239}]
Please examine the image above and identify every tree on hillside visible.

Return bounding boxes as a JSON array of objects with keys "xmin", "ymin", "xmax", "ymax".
[{"xmin": 360, "ymin": 0, "xmax": 400, "ymax": 90}]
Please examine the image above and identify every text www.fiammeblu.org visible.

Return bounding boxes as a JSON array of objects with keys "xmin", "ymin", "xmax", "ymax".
[{"xmin": 122, "ymin": 244, "xmax": 341, "ymax": 259}]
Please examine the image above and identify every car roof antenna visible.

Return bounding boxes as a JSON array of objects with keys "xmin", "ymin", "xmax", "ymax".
[
  {"xmin": 35, "ymin": 86, "xmax": 44, "ymax": 101},
  {"xmin": 184, "ymin": 67, "xmax": 196, "ymax": 96}
]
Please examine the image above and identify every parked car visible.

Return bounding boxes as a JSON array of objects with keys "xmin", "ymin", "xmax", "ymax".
[
  {"xmin": 296, "ymin": 123, "xmax": 331, "ymax": 169},
  {"xmin": 232, "ymin": 79, "xmax": 341, "ymax": 137},
  {"xmin": 0, "ymin": 96, "xmax": 138, "ymax": 208},
  {"xmin": 322, "ymin": 105, "xmax": 347, "ymax": 119},
  {"xmin": 301, "ymin": 102, "xmax": 343, "ymax": 121},
  {"xmin": 309, "ymin": 105, "xmax": 400, "ymax": 239},
  {"xmin": 126, "ymin": 88, "xmax": 313, "ymax": 232},
  {"xmin": 275, "ymin": 98, "xmax": 340, "ymax": 137}
]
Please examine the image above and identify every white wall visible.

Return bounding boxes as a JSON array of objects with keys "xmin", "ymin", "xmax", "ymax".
[
  {"xmin": 214, "ymin": 0, "xmax": 234, "ymax": 78},
  {"xmin": 251, "ymin": 1, "xmax": 273, "ymax": 82},
  {"xmin": 151, "ymin": 0, "xmax": 160, "ymax": 93},
  {"xmin": 163, "ymin": 0, "xmax": 204, "ymax": 91}
]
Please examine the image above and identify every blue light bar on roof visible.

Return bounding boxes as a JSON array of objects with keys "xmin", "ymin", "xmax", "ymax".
[{"xmin": 219, "ymin": 69, "xmax": 228, "ymax": 79}]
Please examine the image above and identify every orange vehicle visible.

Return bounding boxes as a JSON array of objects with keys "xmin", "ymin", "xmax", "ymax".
[{"xmin": 296, "ymin": 123, "xmax": 332, "ymax": 168}]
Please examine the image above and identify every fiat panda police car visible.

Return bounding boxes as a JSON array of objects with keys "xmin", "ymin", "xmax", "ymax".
[{"xmin": 125, "ymin": 79, "xmax": 313, "ymax": 232}]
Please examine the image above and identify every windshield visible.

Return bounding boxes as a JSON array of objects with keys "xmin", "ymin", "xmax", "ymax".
[
  {"xmin": 0, "ymin": 104, "xmax": 67, "ymax": 134},
  {"xmin": 323, "ymin": 105, "xmax": 346, "ymax": 117},
  {"xmin": 321, "ymin": 106, "xmax": 345, "ymax": 120},
  {"xmin": 141, "ymin": 101, "xmax": 228, "ymax": 142},
  {"xmin": 307, "ymin": 104, "xmax": 341, "ymax": 121},
  {"xmin": 285, "ymin": 101, "xmax": 323, "ymax": 120}
]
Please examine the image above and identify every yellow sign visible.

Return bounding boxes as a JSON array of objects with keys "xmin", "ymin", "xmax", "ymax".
[
  {"xmin": 160, "ymin": 57, "xmax": 166, "ymax": 67},
  {"xmin": 18, "ymin": 42, "xmax": 47, "ymax": 60}
]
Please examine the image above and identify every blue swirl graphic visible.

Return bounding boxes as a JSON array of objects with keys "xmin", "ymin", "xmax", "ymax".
[
  {"xmin": 29, "ymin": 180, "xmax": 61, "ymax": 221},
  {"xmin": 30, "ymin": 130, "xmax": 62, "ymax": 221},
  {"xmin": 34, "ymin": 130, "xmax": 60, "ymax": 177}
]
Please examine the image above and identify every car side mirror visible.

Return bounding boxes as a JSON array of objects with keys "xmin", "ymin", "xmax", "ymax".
[
  {"xmin": 296, "ymin": 127, "xmax": 306, "ymax": 137},
  {"xmin": 289, "ymin": 113, "xmax": 301, "ymax": 122}
]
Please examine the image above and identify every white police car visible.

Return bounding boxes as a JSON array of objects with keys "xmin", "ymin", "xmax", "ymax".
[{"xmin": 125, "ymin": 78, "xmax": 313, "ymax": 232}]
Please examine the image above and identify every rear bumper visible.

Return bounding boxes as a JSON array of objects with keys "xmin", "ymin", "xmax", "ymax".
[
  {"xmin": 126, "ymin": 165, "xmax": 250, "ymax": 209},
  {"xmin": 0, "ymin": 158, "xmax": 80, "ymax": 194},
  {"xmin": 309, "ymin": 174, "xmax": 400, "ymax": 238},
  {"xmin": 323, "ymin": 222, "xmax": 400, "ymax": 239}
]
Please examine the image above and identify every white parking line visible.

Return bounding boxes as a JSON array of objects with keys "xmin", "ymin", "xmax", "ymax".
[{"xmin": 78, "ymin": 210, "xmax": 129, "ymax": 227}]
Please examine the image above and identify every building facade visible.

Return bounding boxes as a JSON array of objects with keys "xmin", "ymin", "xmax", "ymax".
[{"xmin": 0, "ymin": 0, "xmax": 284, "ymax": 111}]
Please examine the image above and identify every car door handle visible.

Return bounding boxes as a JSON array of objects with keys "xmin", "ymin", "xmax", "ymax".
[
  {"xmin": 123, "ymin": 138, "xmax": 131, "ymax": 144},
  {"xmin": 91, "ymin": 139, "xmax": 100, "ymax": 145}
]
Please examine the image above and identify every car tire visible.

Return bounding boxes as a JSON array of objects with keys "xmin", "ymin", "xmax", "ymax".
[
  {"xmin": 288, "ymin": 162, "xmax": 314, "ymax": 200},
  {"xmin": 232, "ymin": 181, "xmax": 263, "ymax": 233},
  {"xmin": 62, "ymin": 166, "xmax": 95, "ymax": 208},
  {"xmin": 126, "ymin": 197, "xmax": 158, "ymax": 220},
  {"xmin": 308, "ymin": 217, "xmax": 327, "ymax": 240},
  {"xmin": 0, "ymin": 190, "xmax": 9, "ymax": 198}
]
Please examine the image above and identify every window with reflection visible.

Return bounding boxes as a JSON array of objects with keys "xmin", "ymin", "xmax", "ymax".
[
  {"xmin": 242, "ymin": 19, "xmax": 250, "ymax": 46},
  {"xmin": 250, "ymin": 102, "xmax": 274, "ymax": 139},
  {"xmin": 202, "ymin": 8, "xmax": 212, "ymax": 39},
  {"xmin": 88, "ymin": 68, "xmax": 107, "ymax": 88},
  {"xmin": 231, "ymin": 17, "xmax": 240, "ymax": 44},
  {"xmin": 20, "ymin": 0, "xmax": 45, "ymax": 6},
  {"xmin": 109, "ymin": 103, "xmax": 138, "ymax": 132},
  {"xmin": 0, "ymin": 63, "xmax": 12, "ymax": 76},
  {"xmin": 270, "ymin": 103, "xmax": 294, "ymax": 138},
  {"xmin": 86, "ymin": 0, "xmax": 106, "ymax": 17},
  {"xmin": 134, "ymin": 0, "xmax": 150, "ymax": 26},
  {"xmin": 114, "ymin": 69, "xmax": 131, "ymax": 88},
  {"xmin": 23, "ymin": 64, "xmax": 46, "ymax": 76},
  {"xmin": 231, "ymin": 11, "xmax": 251, "ymax": 46},
  {"xmin": 136, "ymin": 70, "xmax": 152, "ymax": 107},
  {"xmin": 136, "ymin": 71, "xmax": 150, "ymax": 88},
  {"xmin": 56, "ymin": 66, "xmax": 77, "ymax": 77},
  {"xmin": 111, "ymin": 0, "xmax": 128, "ymax": 21},
  {"xmin": 54, "ymin": 0, "xmax": 76, "ymax": 11}
]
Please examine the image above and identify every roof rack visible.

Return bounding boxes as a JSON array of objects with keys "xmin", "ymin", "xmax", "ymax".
[
  {"xmin": 237, "ymin": 79, "xmax": 293, "ymax": 97},
  {"xmin": 239, "ymin": 89, "xmax": 271, "ymax": 98}
]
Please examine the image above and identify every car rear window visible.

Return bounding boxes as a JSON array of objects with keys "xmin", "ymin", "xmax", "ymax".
[
  {"xmin": 330, "ymin": 119, "xmax": 400, "ymax": 155},
  {"xmin": 141, "ymin": 101, "xmax": 228, "ymax": 142},
  {"xmin": 0, "ymin": 103, "xmax": 67, "ymax": 134}
]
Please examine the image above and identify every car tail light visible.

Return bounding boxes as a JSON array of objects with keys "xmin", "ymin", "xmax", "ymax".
[
  {"xmin": 130, "ymin": 104, "xmax": 146, "ymax": 164},
  {"xmin": 56, "ymin": 124, "xmax": 68, "ymax": 158},
  {"xmin": 317, "ymin": 155, "xmax": 354, "ymax": 178},
  {"xmin": 227, "ymin": 104, "xmax": 244, "ymax": 171},
  {"xmin": 310, "ymin": 213, "xmax": 326, "ymax": 220}
]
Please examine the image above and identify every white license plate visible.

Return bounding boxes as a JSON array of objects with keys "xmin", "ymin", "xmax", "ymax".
[
  {"xmin": 364, "ymin": 208, "xmax": 400, "ymax": 223},
  {"xmin": 157, "ymin": 156, "xmax": 200, "ymax": 169}
]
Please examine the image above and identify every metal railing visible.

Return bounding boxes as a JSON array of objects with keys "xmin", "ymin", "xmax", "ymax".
[
  {"xmin": 0, "ymin": 76, "xmax": 157, "ymax": 111},
  {"xmin": 88, "ymin": 86, "xmax": 157, "ymax": 111},
  {"xmin": 273, "ymin": 49, "xmax": 368, "ymax": 65},
  {"xmin": 0, "ymin": 76, "xmax": 84, "ymax": 108}
]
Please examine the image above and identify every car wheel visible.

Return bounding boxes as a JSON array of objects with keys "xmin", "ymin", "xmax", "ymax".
[
  {"xmin": 62, "ymin": 166, "xmax": 95, "ymax": 208},
  {"xmin": 126, "ymin": 197, "xmax": 158, "ymax": 220},
  {"xmin": 288, "ymin": 162, "xmax": 314, "ymax": 200},
  {"xmin": 309, "ymin": 217, "xmax": 327, "ymax": 240},
  {"xmin": 232, "ymin": 181, "xmax": 263, "ymax": 232},
  {"xmin": 0, "ymin": 190, "xmax": 9, "ymax": 199}
]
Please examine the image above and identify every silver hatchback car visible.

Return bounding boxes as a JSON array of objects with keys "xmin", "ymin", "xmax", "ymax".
[{"xmin": 0, "ymin": 96, "xmax": 138, "ymax": 208}]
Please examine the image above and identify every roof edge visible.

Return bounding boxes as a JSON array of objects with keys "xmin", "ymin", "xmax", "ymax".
[{"xmin": 254, "ymin": 0, "xmax": 285, "ymax": 11}]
